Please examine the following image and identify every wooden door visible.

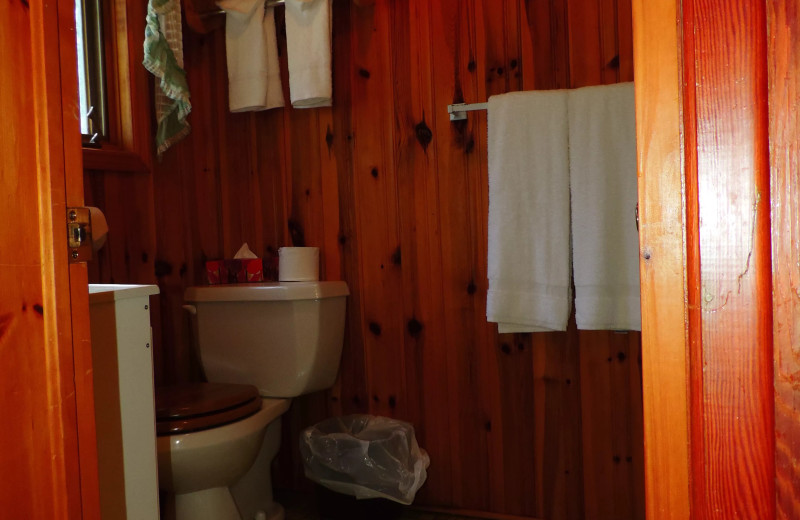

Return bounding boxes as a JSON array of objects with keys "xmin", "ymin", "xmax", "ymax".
[{"xmin": 0, "ymin": 1, "xmax": 99, "ymax": 518}]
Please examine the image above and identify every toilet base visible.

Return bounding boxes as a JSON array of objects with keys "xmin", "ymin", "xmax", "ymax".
[
  {"xmin": 166, "ymin": 486, "xmax": 240, "ymax": 520},
  {"xmin": 231, "ymin": 417, "xmax": 284, "ymax": 520},
  {"xmin": 255, "ymin": 503, "xmax": 285, "ymax": 520},
  {"xmin": 163, "ymin": 487, "xmax": 285, "ymax": 520}
]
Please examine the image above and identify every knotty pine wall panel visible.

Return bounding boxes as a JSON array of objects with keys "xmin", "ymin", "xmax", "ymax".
[{"xmin": 85, "ymin": 0, "xmax": 643, "ymax": 518}]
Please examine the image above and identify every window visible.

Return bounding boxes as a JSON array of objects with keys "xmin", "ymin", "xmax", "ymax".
[
  {"xmin": 72, "ymin": 0, "xmax": 149, "ymax": 172},
  {"xmin": 74, "ymin": 0, "xmax": 107, "ymax": 145}
]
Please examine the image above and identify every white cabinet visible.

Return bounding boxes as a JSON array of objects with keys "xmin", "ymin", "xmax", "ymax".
[{"xmin": 89, "ymin": 284, "xmax": 160, "ymax": 520}]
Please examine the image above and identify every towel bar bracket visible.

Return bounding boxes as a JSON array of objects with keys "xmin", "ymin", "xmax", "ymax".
[{"xmin": 447, "ymin": 102, "xmax": 488, "ymax": 121}]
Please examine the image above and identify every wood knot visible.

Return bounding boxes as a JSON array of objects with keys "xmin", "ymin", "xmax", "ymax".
[
  {"xmin": 391, "ymin": 247, "xmax": 401, "ymax": 266},
  {"xmin": 407, "ymin": 318, "xmax": 423, "ymax": 338},
  {"xmin": 154, "ymin": 260, "xmax": 173, "ymax": 277},
  {"xmin": 415, "ymin": 120, "xmax": 433, "ymax": 151},
  {"xmin": 288, "ymin": 219, "xmax": 306, "ymax": 246},
  {"xmin": 358, "ymin": 68, "xmax": 371, "ymax": 78},
  {"xmin": 464, "ymin": 134, "xmax": 475, "ymax": 154},
  {"xmin": 369, "ymin": 321, "xmax": 382, "ymax": 336}
]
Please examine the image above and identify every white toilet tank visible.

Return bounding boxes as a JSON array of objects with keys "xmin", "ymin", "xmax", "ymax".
[{"xmin": 184, "ymin": 281, "xmax": 349, "ymax": 398}]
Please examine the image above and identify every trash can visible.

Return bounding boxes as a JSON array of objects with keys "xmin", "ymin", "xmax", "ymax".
[{"xmin": 300, "ymin": 415, "xmax": 430, "ymax": 519}]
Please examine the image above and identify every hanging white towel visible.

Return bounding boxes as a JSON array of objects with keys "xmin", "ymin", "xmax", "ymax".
[
  {"xmin": 218, "ymin": 0, "xmax": 284, "ymax": 112},
  {"xmin": 568, "ymin": 82, "xmax": 641, "ymax": 331},
  {"xmin": 487, "ymin": 91, "xmax": 572, "ymax": 333},
  {"xmin": 285, "ymin": 0, "xmax": 332, "ymax": 108}
]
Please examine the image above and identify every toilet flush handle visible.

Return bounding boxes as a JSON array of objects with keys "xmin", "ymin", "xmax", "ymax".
[{"xmin": 182, "ymin": 304, "xmax": 197, "ymax": 315}]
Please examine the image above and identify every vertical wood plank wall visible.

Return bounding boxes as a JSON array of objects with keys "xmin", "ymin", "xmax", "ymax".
[{"xmin": 84, "ymin": 0, "xmax": 643, "ymax": 518}]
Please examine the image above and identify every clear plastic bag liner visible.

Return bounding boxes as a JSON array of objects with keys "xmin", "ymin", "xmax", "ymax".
[{"xmin": 300, "ymin": 415, "xmax": 430, "ymax": 505}]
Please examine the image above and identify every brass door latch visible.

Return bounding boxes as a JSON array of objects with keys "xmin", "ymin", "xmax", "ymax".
[{"xmin": 67, "ymin": 207, "xmax": 93, "ymax": 263}]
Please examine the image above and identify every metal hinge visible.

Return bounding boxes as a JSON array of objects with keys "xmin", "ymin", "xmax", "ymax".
[{"xmin": 67, "ymin": 207, "xmax": 93, "ymax": 263}]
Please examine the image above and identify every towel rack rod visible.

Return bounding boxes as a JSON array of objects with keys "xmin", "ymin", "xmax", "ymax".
[
  {"xmin": 201, "ymin": 0, "xmax": 284, "ymax": 18},
  {"xmin": 447, "ymin": 102, "xmax": 488, "ymax": 121}
]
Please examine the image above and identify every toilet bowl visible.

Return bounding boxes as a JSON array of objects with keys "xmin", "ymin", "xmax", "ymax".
[
  {"xmin": 156, "ymin": 281, "xmax": 349, "ymax": 520},
  {"xmin": 156, "ymin": 384, "xmax": 291, "ymax": 520}
]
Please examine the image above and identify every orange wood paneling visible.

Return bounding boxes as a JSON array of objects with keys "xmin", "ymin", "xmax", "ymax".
[
  {"xmin": 768, "ymin": 0, "xmax": 800, "ymax": 517},
  {"xmin": 86, "ymin": 0, "xmax": 644, "ymax": 517}
]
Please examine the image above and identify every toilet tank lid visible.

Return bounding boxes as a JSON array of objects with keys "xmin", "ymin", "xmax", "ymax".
[{"xmin": 185, "ymin": 281, "xmax": 349, "ymax": 302}]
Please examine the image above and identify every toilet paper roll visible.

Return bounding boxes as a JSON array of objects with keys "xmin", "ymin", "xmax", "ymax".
[{"xmin": 278, "ymin": 247, "xmax": 319, "ymax": 281}]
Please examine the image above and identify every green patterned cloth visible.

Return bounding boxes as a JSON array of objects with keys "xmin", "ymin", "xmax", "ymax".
[{"xmin": 143, "ymin": 0, "xmax": 191, "ymax": 155}]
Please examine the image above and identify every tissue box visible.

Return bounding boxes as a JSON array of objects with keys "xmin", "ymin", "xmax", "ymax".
[{"xmin": 205, "ymin": 259, "xmax": 263, "ymax": 284}]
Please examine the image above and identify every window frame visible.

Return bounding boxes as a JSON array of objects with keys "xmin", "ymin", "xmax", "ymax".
[{"xmin": 79, "ymin": 0, "xmax": 151, "ymax": 173}]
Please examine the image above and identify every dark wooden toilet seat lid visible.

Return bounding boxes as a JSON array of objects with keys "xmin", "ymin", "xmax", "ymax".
[{"xmin": 155, "ymin": 382, "xmax": 261, "ymax": 436}]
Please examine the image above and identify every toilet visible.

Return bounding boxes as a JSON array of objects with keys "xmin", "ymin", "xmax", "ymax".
[{"xmin": 156, "ymin": 281, "xmax": 349, "ymax": 520}]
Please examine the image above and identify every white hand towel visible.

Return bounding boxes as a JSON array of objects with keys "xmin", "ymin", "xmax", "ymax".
[
  {"xmin": 568, "ymin": 82, "xmax": 641, "ymax": 330},
  {"xmin": 487, "ymin": 91, "xmax": 572, "ymax": 332},
  {"xmin": 218, "ymin": 0, "xmax": 284, "ymax": 112},
  {"xmin": 285, "ymin": 0, "xmax": 332, "ymax": 108}
]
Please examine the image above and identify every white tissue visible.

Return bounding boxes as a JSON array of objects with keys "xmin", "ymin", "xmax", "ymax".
[{"xmin": 233, "ymin": 243, "xmax": 258, "ymax": 259}]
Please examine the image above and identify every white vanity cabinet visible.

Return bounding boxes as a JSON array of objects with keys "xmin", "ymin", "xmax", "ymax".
[{"xmin": 89, "ymin": 284, "xmax": 160, "ymax": 520}]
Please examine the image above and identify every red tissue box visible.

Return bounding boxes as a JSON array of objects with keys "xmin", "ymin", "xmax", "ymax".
[
  {"xmin": 205, "ymin": 258, "xmax": 263, "ymax": 284},
  {"xmin": 205, "ymin": 254, "xmax": 279, "ymax": 285}
]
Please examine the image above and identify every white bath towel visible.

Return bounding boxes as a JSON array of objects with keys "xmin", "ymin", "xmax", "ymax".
[
  {"xmin": 568, "ymin": 82, "xmax": 641, "ymax": 330},
  {"xmin": 285, "ymin": 0, "xmax": 332, "ymax": 108},
  {"xmin": 487, "ymin": 91, "xmax": 572, "ymax": 333},
  {"xmin": 218, "ymin": 0, "xmax": 284, "ymax": 112}
]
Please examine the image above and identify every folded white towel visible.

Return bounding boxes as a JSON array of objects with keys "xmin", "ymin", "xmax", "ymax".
[
  {"xmin": 218, "ymin": 0, "xmax": 284, "ymax": 112},
  {"xmin": 487, "ymin": 91, "xmax": 572, "ymax": 332},
  {"xmin": 285, "ymin": 0, "xmax": 332, "ymax": 108},
  {"xmin": 568, "ymin": 82, "xmax": 641, "ymax": 330}
]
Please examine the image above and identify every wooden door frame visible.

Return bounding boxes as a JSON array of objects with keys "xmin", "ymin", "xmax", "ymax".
[
  {"xmin": 34, "ymin": 0, "xmax": 101, "ymax": 514},
  {"xmin": 635, "ymin": 0, "xmax": 778, "ymax": 518},
  {"xmin": 632, "ymin": 0, "xmax": 691, "ymax": 517}
]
